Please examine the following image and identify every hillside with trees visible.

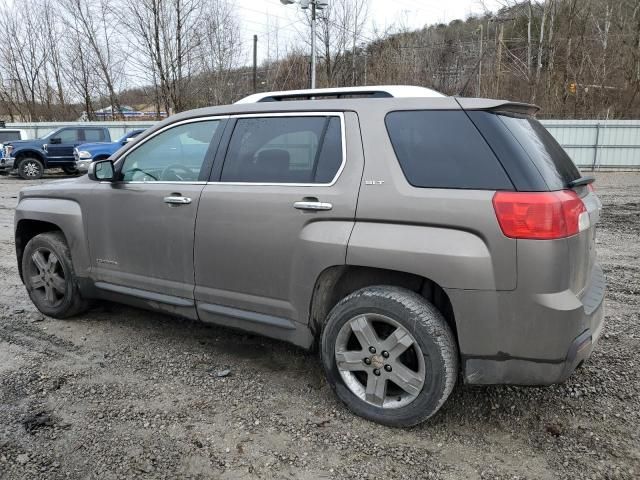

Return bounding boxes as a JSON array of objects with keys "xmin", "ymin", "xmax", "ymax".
[{"xmin": 0, "ymin": 0, "xmax": 639, "ymax": 121}]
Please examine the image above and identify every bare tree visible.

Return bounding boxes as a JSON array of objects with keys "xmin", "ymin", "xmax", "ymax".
[
  {"xmin": 0, "ymin": 0, "xmax": 48, "ymax": 120},
  {"xmin": 59, "ymin": 0, "xmax": 124, "ymax": 118},
  {"xmin": 197, "ymin": 0, "xmax": 243, "ymax": 105}
]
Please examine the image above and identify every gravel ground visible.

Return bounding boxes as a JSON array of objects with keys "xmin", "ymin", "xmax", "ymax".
[{"xmin": 0, "ymin": 171, "xmax": 638, "ymax": 480}]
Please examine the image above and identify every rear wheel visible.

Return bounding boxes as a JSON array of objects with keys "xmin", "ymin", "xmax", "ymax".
[
  {"xmin": 321, "ymin": 286, "xmax": 458, "ymax": 427},
  {"xmin": 22, "ymin": 232, "xmax": 88, "ymax": 318},
  {"xmin": 18, "ymin": 157, "xmax": 44, "ymax": 180}
]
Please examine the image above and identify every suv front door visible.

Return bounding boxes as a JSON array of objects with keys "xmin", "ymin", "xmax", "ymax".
[
  {"xmin": 193, "ymin": 112, "xmax": 364, "ymax": 342},
  {"xmin": 85, "ymin": 118, "xmax": 225, "ymax": 318}
]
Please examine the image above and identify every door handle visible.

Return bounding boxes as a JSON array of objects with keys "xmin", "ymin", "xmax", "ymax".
[
  {"xmin": 164, "ymin": 195, "xmax": 192, "ymax": 205},
  {"xmin": 293, "ymin": 200, "xmax": 333, "ymax": 211}
]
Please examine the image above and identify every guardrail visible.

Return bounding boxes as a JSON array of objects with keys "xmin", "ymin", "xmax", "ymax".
[{"xmin": 6, "ymin": 119, "xmax": 640, "ymax": 170}]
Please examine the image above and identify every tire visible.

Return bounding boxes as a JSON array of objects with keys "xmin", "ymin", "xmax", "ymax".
[
  {"xmin": 18, "ymin": 157, "xmax": 44, "ymax": 180},
  {"xmin": 321, "ymin": 286, "xmax": 458, "ymax": 427},
  {"xmin": 22, "ymin": 231, "xmax": 89, "ymax": 318},
  {"xmin": 62, "ymin": 165, "xmax": 79, "ymax": 175}
]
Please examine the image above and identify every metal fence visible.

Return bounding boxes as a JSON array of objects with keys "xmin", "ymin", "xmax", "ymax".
[
  {"xmin": 542, "ymin": 120, "xmax": 640, "ymax": 170},
  {"xmin": 6, "ymin": 119, "xmax": 640, "ymax": 170},
  {"xmin": 6, "ymin": 121, "xmax": 156, "ymax": 142}
]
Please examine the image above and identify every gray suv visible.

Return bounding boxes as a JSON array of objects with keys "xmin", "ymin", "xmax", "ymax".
[{"xmin": 14, "ymin": 86, "xmax": 605, "ymax": 426}]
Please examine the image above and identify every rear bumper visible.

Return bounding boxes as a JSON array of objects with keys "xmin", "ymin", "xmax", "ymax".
[{"xmin": 448, "ymin": 263, "xmax": 606, "ymax": 386}]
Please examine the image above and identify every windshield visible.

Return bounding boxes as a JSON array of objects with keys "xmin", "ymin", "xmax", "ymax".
[{"xmin": 40, "ymin": 129, "xmax": 58, "ymax": 139}]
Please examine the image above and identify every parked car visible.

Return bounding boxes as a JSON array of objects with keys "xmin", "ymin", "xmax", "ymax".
[
  {"xmin": 0, "ymin": 128, "xmax": 28, "ymax": 172},
  {"xmin": 14, "ymin": 86, "xmax": 605, "ymax": 427},
  {"xmin": 2, "ymin": 126, "xmax": 111, "ymax": 179},
  {"xmin": 74, "ymin": 129, "xmax": 146, "ymax": 172},
  {"xmin": 0, "ymin": 128, "xmax": 28, "ymax": 145}
]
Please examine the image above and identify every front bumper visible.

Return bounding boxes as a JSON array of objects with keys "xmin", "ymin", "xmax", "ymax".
[
  {"xmin": 0, "ymin": 156, "xmax": 15, "ymax": 171},
  {"xmin": 75, "ymin": 159, "xmax": 92, "ymax": 172},
  {"xmin": 448, "ymin": 263, "xmax": 606, "ymax": 386}
]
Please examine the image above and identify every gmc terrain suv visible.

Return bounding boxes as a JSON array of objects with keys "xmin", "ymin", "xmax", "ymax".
[{"xmin": 14, "ymin": 86, "xmax": 605, "ymax": 426}]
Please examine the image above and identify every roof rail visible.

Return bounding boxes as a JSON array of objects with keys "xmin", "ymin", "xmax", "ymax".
[{"xmin": 235, "ymin": 85, "xmax": 445, "ymax": 104}]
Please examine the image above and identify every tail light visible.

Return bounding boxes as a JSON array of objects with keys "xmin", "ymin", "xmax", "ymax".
[{"xmin": 493, "ymin": 191, "xmax": 588, "ymax": 240}]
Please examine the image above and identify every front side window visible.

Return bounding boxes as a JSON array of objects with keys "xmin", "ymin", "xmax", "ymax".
[
  {"xmin": 120, "ymin": 120, "xmax": 220, "ymax": 182},
  {"xmin": 220, "ymin": 116, "xmax": 343, "ymax": 184},
  {"xmin": 56, "ymin": 129, "xmax": 80, "ymax": 144}
]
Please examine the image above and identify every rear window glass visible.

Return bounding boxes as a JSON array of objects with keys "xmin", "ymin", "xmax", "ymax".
[
  {"xmin": 385, "ymin": 110, "xmax": 513, "ymax": 190},
  {"xmin": 496, "ymin": 114, "xmax": 580, "ymax": 190},
  {"xmin": 83, "ymin": 129, "xmax": 107, "ymax": 142},
  {"xmin": 0, "ymin": 131, "xmax": 21, "ymax": 143}
]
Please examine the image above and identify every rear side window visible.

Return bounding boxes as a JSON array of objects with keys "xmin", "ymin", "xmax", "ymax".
[
  {"xmin": 83, "ymin": 128, "xmax": 107, "ymax": 142},
  {"xmin": 0, "ymin": 131, "xmax": 21, "ymax": 142},
  {"xmin": 497, "ymin": 114, "xmax": 580, "ymax": 190},
  {"xmin": 221, "ymin": 116, "xmax": 343, "ymax": 184},
  {"xmin": 385, "ymin": 110, "xmax": 513, "ymax": 190}
]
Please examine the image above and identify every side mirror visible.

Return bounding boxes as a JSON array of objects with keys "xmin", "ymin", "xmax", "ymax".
[
  {"xmin": 88, "ymin": 159, "xmax": 115, "ymax": 181},
  {"xmin": 50, "ymin": 137, "xmax": 61, "ymax": 144}
]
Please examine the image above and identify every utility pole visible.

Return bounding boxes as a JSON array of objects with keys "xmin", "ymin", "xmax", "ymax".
[
  {"xmin": 280, "ymin": 0, "xmax": 328, "ymax": 89},
  {"xmin": 495, "ymin": 22, "xmax": 504, "ymax": 97},
  {"xmin": 478, "ymin": 24, "xmax": 483, "ymax": 96},
  {"xmin": 351, "ymin": 1, "xmax": 358, "ymax": 86},
  {"xmin": 252, "ymin": 35, "xmax": 258, "ymax": 93},
  {"xmin": 364, "ymin": 51, "xmax": 368, "ymax": 85},
  {"xmin": 311, "ymin": 1, "xmax": 317, "ymax": 89},
  {"xmin": 491, "ymin": 15, "xmax": 514, "ymax": 98}
]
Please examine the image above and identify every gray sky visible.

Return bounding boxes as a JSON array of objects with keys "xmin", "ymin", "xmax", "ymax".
[{"xmin": 236, "ymin": 0, "xmax": 502, "ymax": 62}]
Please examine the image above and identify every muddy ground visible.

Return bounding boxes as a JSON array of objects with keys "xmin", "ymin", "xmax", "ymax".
[{"xmin": 0, "ymin": 172, "xmax": 638, "ymax": 479}]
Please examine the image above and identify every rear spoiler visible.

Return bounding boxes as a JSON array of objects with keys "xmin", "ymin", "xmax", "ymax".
[
  {"xmin": 568, "ymin": 176, "xmax": 595, "ymax": 188},
  {"xmin": 455, "ymin": 98, "xmax": 540, "ymax": 116}
]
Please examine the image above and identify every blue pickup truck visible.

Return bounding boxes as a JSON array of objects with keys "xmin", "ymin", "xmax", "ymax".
[
  {"xmin": 74, "ymin": 129, "xmax": 146, "ymax": 172},
  {"xmin": 1, "ymin": 126, "xmax": 112, "ymax": 179}
]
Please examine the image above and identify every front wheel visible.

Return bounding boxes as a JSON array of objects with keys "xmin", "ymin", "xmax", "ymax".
[
  {"xmin": 22, "ymin": 232, "xmax": 88, "ymax": 318},
  {"xmin": 321, "ymin": 286, "xmax": 458, "ymax": 427},
  {"xmin": 18, "ymin": 157, "xmax": 44, "ymax": 179},
  {"xmin": 62, "ymin": 165, "xmax": 79, "ymax": 175}
]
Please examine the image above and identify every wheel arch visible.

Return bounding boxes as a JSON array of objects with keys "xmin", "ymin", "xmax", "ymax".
[
  {"xmin": 14, "ymin": 149, "xmax": 46, "ymax": 164},
  {"xmin": 309, "ymin": 265, "xmax": 457, "ymax": 349},
  {"xmin": 15, "ymin": 199, "xmax": 90, "ymax": 283},
  {"xmin": 15, "ymin": 219, "xmax": 65, "ymax": 281}
]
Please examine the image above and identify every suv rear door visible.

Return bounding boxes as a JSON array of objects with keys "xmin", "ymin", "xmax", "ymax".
[{"xmin": 193, "ymin": 112, "xmax": 363, "ymax": 341}]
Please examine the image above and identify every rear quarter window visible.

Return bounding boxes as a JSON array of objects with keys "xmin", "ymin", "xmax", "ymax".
[
  {"xmin": 385, "ymin": 110, "xmax": 513, "ymax": 190},
  {"xmin": 496, "ymin": 114, "xmax": 580, "ymax": 191}
]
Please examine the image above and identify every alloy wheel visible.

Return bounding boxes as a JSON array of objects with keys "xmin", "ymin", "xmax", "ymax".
[
  {"xmin": 23, "ymin": 161, "xmax": 41, "ymax": 178},
  {"xmin": 335, "ymin": 313, "xmax": 426, "ymax": 408},
  {"xmin": 28, "ymin": 248, "xmax": 66, "ymax": 307}
]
